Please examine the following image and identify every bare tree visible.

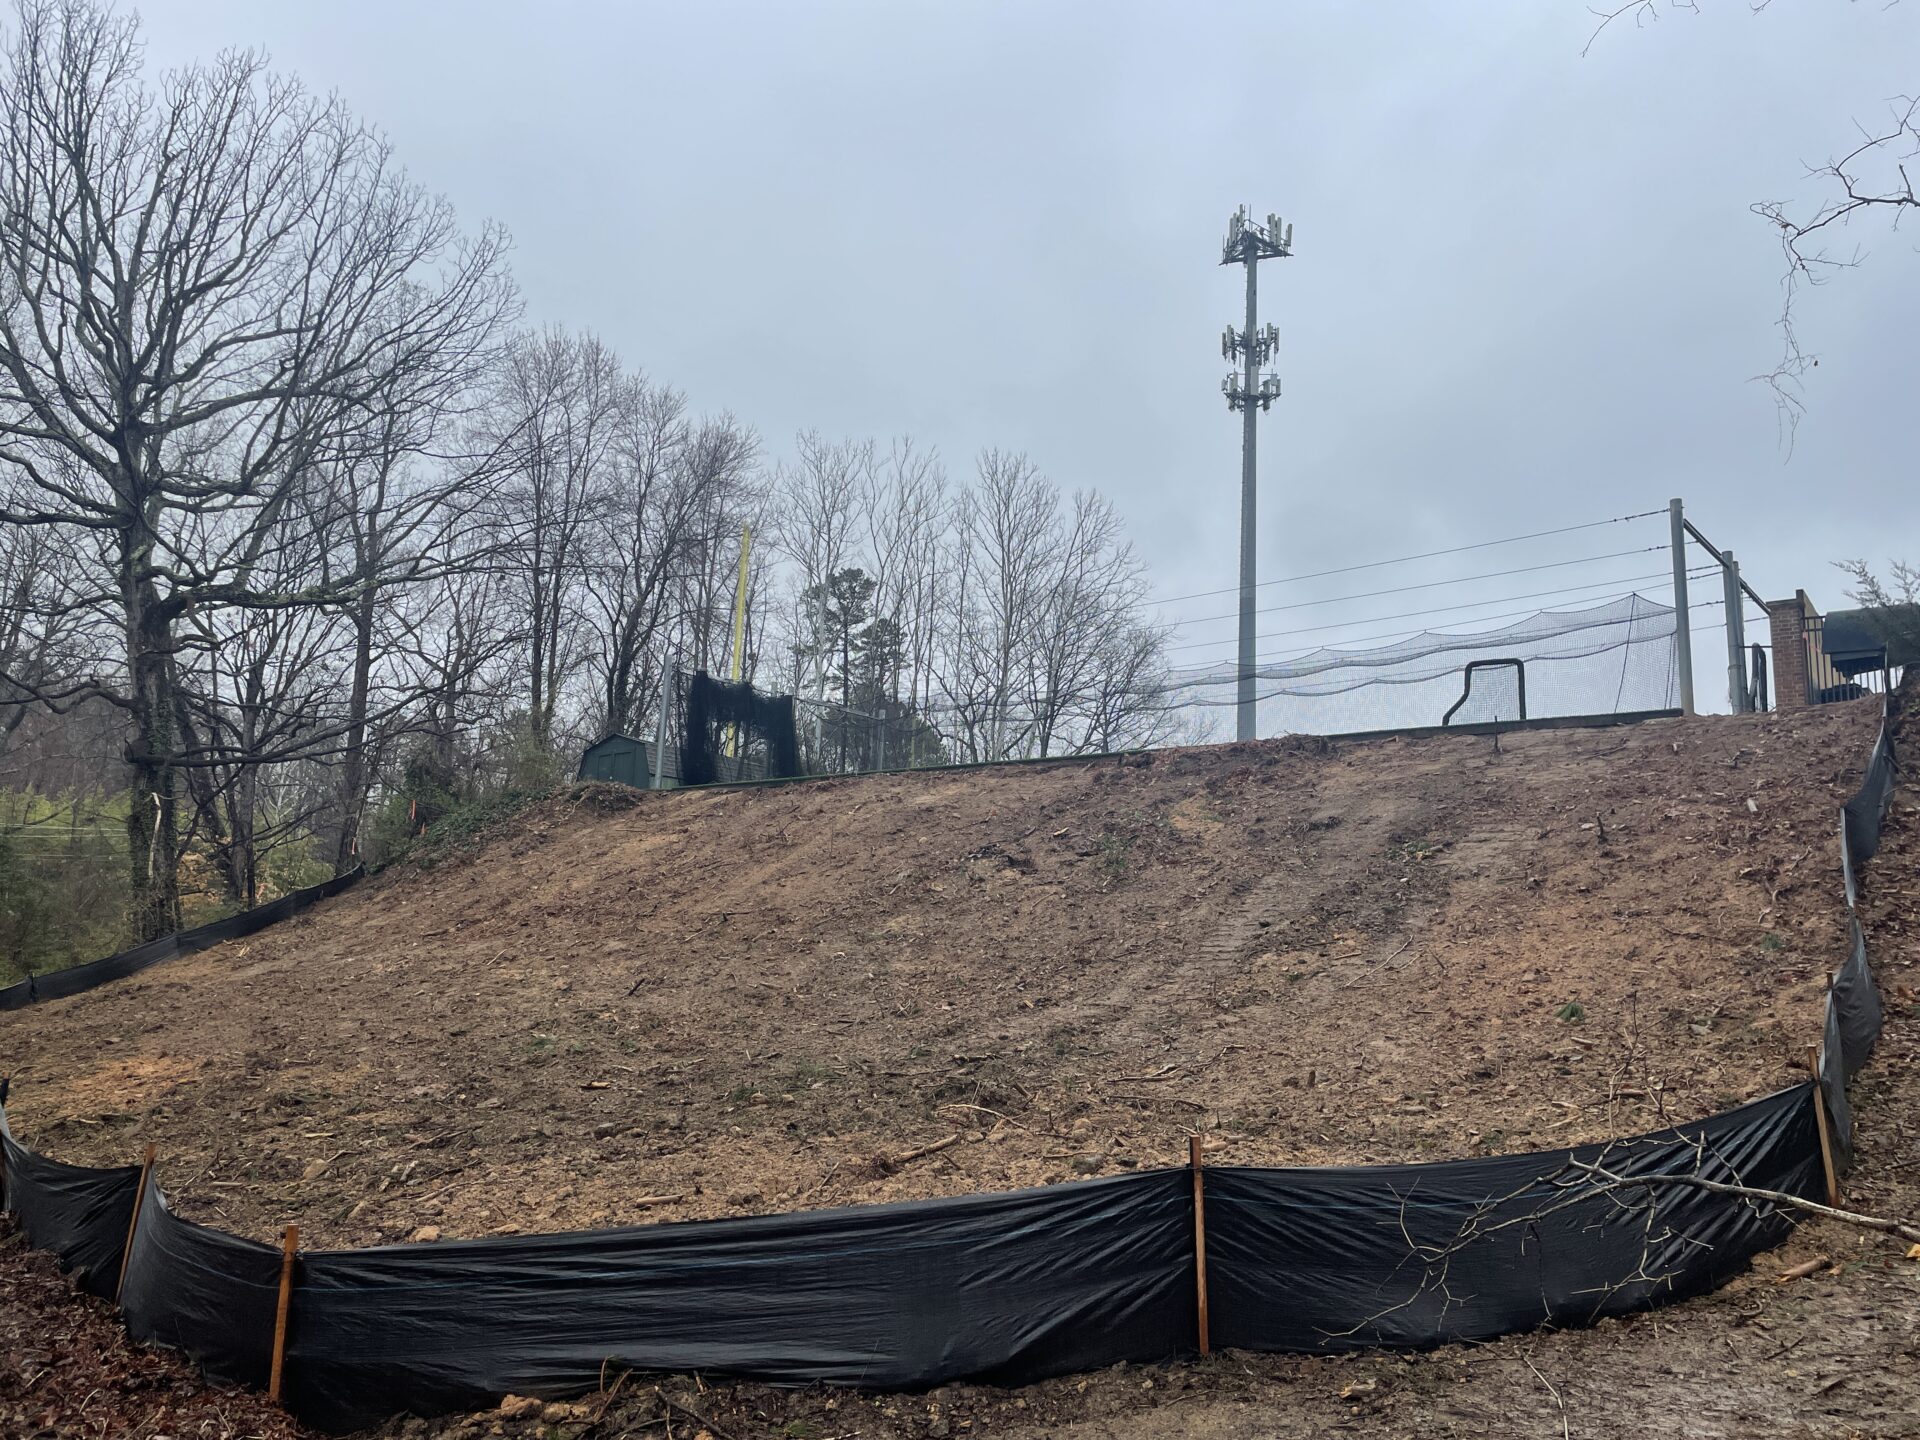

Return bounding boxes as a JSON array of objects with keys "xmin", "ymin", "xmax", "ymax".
[
  {"xmin": 770, "ymin": 431, "xmax": 870, "ymax": 696},
  {"xmin": 948, "ymin": 450, "xmax": 1058, "ymax": 760},
  {"xmin": 1024, "ymin": 489, "xmax": 1163, "ymax": 757},
  {"xmin": 583, "ymin": 384, "xmax": 761, "ymax": 737},
  {"xmin": 488, "ymin": 328, "xmax": 623, "ymax": 752},
  {"xmin": 861, "ymin": 436, "xmax": 949, "ymax": 710},
  {"xmin": 0, "ymin": 0, "xmax": 513, "ymax": 936},
  {"xmin": 1586, "ymin": 2, "xmax": 1916, "ymax": 432},
  {"xmin": 386, "ymin": 531, "xmax": 524, "ymax": 796},
  {"xmin": 0, "ymin": 513, "xmax": 100, "ymax": 756}
]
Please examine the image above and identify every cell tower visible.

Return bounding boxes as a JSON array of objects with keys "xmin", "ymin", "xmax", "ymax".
[{"xmin": 1219, "ymin": 206, "xmax": 1293, "ymax": 742}]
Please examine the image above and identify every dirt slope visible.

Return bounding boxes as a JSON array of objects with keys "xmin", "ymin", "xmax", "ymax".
[{"xmin": 0, "ymin": 701, "xmax": 1881, "ymax": 1252}]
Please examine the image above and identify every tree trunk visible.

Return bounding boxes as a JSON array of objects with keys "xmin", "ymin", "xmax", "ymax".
[
  {"xmin": 334, "ymin": 583, "xmax": 377, "ymax": 875},
  {"xmin": 123, "ymin": 569, "xmax": 182, "ymax": 941}
]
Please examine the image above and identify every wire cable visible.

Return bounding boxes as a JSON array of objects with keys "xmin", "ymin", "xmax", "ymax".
[
  {"xmin": 1148, "ymin": 508, "xmax": 1667, "ymax": 608},
  {"xmin": 1163, "ymin": 566, "xmax": 1710, "ymax": 657},
  {"xmin": 1157, "ymin": 545, "xmax": 1668, "ymax": 632}
]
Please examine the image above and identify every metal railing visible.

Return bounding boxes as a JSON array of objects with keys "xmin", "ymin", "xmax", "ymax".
[{"xmin": 1804, "ymin": 615, "xmax": 1872, "ymax": 705}]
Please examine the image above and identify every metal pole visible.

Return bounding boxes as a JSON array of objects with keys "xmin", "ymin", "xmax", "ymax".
[
  {"xmin": 1668, "ymin": 498, "xmax": 1695, "ymax": 715},
  {"xmin": 724, "ymin": 524, "xmax": 751, "ymax": 759},
  {"xmin": 811, "ymin": 582, "xmax": 828, "ymax": 768},
  {"xmin": 1720, "ymin": 549, "xmax": 1751, "ymax": 714},
  {"xmin": 650, "ymin": 657, "xmax": 674, "ymax": 790},
  {"xmin": 1723, "ymin": 549, "xmax": 1748, "ymax": 713},
  {"xmin": 1236, "ymin": 249, "xmax": 1260, "ymax": 742}
]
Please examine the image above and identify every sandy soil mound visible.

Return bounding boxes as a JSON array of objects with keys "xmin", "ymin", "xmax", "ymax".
[{"xmin": 0, "ymin": 701, "xmax": 1881, "ymax": 1250}]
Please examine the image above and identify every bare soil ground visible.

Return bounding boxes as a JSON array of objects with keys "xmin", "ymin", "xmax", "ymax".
[
  {"xmin": 0, "ymin": 696, "xmax": 1915, "ymax": 1437},
  {"xmin": 0, "ymin": 702, "xmax": 1884, "ymax": 1250}
]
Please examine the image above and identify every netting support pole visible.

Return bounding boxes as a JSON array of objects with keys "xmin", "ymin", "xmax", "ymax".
[
  {"xmin": 651, "ymin": 659, "xmax": 674, "ymax": 791},
  {"xmin": 1669, "ymin": 498, "xmax": 1695, "ymax": 715},
  {"xmin": 1722, "ymin": 549, "xmax": 1749, "ymax": 714}
]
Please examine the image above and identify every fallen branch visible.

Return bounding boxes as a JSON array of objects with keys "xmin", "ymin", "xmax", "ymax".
[
  {"xmin": 937, "ymin": 1102, "xmax": 1029, "ymax": 1131},
  {"xmin": 1565, "ymin": 1159, "xmax": 1920, "ymax": 1244},
  {"xmin": 1110, "ymin": 1093, "xmax": 1209, "ymax": 1111},
  {"xmin": 1774, "ymin": 1254, "xmax": 1834, "ymax": 1283},
  {"xmin": 885, "ymin": 1133, "xmax": 961, "ymax": 1169},
  {"xmin": 1521, "ymin": 1348, "xmax": 1571, "ymax": 1440},
  {"xmin": 1099, "ymin": 1064, "xmax": 1184, "ymax": 1084}
]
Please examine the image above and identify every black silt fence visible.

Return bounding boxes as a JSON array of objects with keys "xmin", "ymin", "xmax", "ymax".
[
  {"xmin": 0, "ymin": 1088, "xmax": 1829, "ymax": 1434},
  {"xmin": 0, "ymin": 867, "xmax": 364, "ymax": 1012},
  {"xmin": 1207, "ymin": 1085, "xmax": 1820, "ymax": 1354},
  {"xmin": 0, "ymin": 1106, "xmax": 138, "ymax": 1299},
  {"xmin": 0, "ymin": 699, "xmax": 1899, "ymax": 1432}
]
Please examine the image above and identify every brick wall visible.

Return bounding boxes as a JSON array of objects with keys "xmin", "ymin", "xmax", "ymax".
[{"xmin": 1768, "ymin": 591, "xmax": 1814, "ymax": 710}]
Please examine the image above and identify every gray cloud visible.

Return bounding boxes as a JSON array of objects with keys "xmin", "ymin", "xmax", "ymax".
[{"xmin": 134, "ymin": 0, "xmax": 1919, "ymax": 707}]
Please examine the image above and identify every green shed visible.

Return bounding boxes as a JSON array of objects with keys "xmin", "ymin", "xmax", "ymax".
[{"xmin": 577, "ymin": 733, "xmax": 677, "ymax": 789}]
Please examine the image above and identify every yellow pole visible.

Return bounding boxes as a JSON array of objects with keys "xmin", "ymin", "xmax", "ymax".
[{"xmin": 725, "ymin": 525, "xmax": 751, "ymax": 758}]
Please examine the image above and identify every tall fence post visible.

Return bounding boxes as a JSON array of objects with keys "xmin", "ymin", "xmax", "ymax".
[
  {"xmin": 1188, "ymin": 1135, "xmax": 1211, "ymax": 1357},
  {"xmin": 1723, "ymin": 549, "xmax": 1749, "ymax": 713},
  {"xmin": 114, "ymin": 1142, "xmax": 157, "ymax": 1303},
  {"xmin": 1669, "ymin": 498, "xmax": 1695, "ymax": 715},
  {"xmin": 651, "ymin": 660, "xmax": 675, "ymax": 791},
  {"xmin": 269, "ymin": 1223, "xmax": 300, "ymax": 1403}
]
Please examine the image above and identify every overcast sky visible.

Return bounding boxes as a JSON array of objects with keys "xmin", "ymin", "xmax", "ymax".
[{"xmin": 133, "ymin": 0, "xmax": 1918, "ymax": 714}]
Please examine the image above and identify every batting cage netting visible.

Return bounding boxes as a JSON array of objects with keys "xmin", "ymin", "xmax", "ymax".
[
  {"xmin": 676, "ymin": 672, "xmax": 802, "ymax": 786},
  {"xmin": 1163, "ymin": 592, "xmax": 1680, "ymax": 735}
]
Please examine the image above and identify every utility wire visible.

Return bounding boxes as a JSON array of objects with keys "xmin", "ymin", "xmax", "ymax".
[
  {"xmin": 1149, "ymin": 508, "xmax": 1667, "ymax": 609},
  {"xmin": 1158, "ymin": 546, "xmax": 1668, "ymax": 632},
  {"xmin": 1163, "ymin": 566, "xmax": 1709, "ymax": 657}
]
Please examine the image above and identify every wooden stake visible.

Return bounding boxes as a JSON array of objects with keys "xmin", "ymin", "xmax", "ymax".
[
  {"xmin": 1805, "ymin": 1046, "xmax": 1841, "ymax": 1208},
  {"xmin": 269, "ymin": 1224, "xmax": 300, "ymax": 1403},
  {"xmin": 1188, "ymin": 1135, "xmax": 1211, "ymax": 1357},
  {"xmin": 114, "ymin": 1143, "xmax": 157, "ymax": 1303}
]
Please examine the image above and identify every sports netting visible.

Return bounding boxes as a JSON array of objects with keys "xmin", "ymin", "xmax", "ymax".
[
  {"xmin": 1444, "ymin": 660, "xmax": 1525, "ymax": 727},
  {"xmin": 1166, "ymin": 592, "xmax": 1679, "ymax": 735},
  {"xmin": 677, "ymin": 672, "xmax": 802, "ymax": 786}
]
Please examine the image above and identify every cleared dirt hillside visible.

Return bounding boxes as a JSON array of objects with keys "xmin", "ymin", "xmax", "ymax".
[{"xmin": 0, "ymin": 700, "xmax": 1882, "ymax": 1251}]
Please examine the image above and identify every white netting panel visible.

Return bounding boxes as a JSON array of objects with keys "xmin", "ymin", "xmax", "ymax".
[{"xmin": 1166, "ymin": 592, "xmax": 1678, "ymax": 735}]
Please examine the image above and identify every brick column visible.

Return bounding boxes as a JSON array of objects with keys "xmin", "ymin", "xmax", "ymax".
[{"xmin": 1768, "ymin": 592, "xmax": 1811, "ymax": 710}]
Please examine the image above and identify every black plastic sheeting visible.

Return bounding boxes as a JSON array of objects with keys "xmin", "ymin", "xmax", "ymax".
[
  {"xmin": 1829, "ymin": 916, "xmax": 1883, "ymax": 1084},
  {"xmin": 0, "ymin": 700, "xmax": 1899, "ymax": 1431},
  {"xmin": 1843, "ymin": 724, "xmax": 1897, "ymax": 869},
  {"xmin": 0, "ymin": 1106, "xmax": 138, "ymax": 1298},
  {"xmin": 1207, "ymin": 1085, "xmax": 1820, "ymax": 1354},
  {"xmin": 0, "ymin": 867, "xmax": 363, "ymax": 1011},
  {"xmin": 0, "ymin": 1093, "xmax": 1829, "ymax": 1434},
  {"xmin": 1819, "ymin": 999, "xmax": 1853, "ymax": 1168},
  {"xmin": 280, "ymin": 1172, "xmax": 1191, "ymax": 1431},
  {"xmin": 119, "ymin": 1177, "xmax": 285, "ymax": 1391}
]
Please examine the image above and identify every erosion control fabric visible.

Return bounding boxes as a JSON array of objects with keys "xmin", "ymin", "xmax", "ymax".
[
  {"xmin": 0, "ymin": 1107, "xmax": 138, "ymax": 1299},
  {"xmin": 0, "ymin": 702, "xmax": 1897, "ymax": 1432},
  {"xmin": 0, "ymin": 1086, "xmax": 1830, "ymax": 1433},
  {"xmin": 0, "ymin": 868, "xmax": 364, "ymax": 1012}
]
